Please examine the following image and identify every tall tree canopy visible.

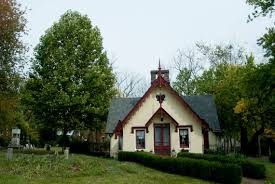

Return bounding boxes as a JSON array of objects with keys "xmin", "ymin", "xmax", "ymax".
[
  {"xmin": 23, "ymin": 11, "xmax": 116, "ymax": 144},
  {"xmin": 247, "ymin": 0, "xmax": 275, "ymax": 155},
  {"xmin": 0, "ymin": 0, "xmax": 27, "ymax": 141},
  {"xmin": 173, "ymin": 43, "xmax": 274, "ymax": 154}
]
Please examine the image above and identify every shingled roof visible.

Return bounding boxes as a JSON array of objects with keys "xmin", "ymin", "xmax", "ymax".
[{"xmin": 106, "ymin": 95, "xmax": 221, "ymax": 134}]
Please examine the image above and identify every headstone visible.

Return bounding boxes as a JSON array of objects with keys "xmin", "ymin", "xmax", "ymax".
[
  {"xmin": 6, "ymin": 148, "xmax": 13, "ymax": 161},
  {"xmin": 10, "ymin": 128, "xmax": 21, "ymax": 148},
  {"xmin": 64, "ymin": 148, "xmax": 69, "ymax": 159},
  {"xmin": 46, "ymin": 144, "xmax": 51, "ymax": 151},
  {"xmin": 171, "ymin": 149, "xmax": 177, "ymax": 158}
]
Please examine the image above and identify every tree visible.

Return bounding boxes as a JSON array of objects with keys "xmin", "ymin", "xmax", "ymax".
[
  {"xmin": 0, "ymin": 0, "xmax": 27, "ymax": 92},
  {"xmin": 173, "ymin": 43, "xmax": 250, "ymax": 153},
  {"xmin": 0, "ymin": 0, "xmax": 27, "ymax": 143},
  {"xmin": 116, "ymin": 72, "xmax": 148, "ymax": 97},
  {"xmin": 247, "ymin": 0, "xmax": 275, "ymax": 20},
  {"xmin": 23, "ymin": 11, "xmax": 116, "ymax": 147},
  {"xmin": 247, "ymin": 0, "xmax": 275, "ymax": 155},
  {"xmin": 172, "ymin": 49, "xmax": 203, "ymax": 95}
]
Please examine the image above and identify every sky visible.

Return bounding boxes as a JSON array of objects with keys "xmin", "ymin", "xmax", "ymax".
[{"xmin": 19, "ymin": 0, "xmax": 273, "ymax": 79}]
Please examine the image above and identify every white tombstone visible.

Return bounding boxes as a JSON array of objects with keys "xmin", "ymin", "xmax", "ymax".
[
  {"xmin": 6, "ymin": 148, "xmax": 13, "ymax": 161},
  {"xmin": 171, "ymin": 149, "xmax": 177, "ymax": 158},
  {"xmin": 11, "ymin": 128, "xmax": 21, "ymax": 147},
  {"xmin": 64, "ymin": 148, "xmax": 69, "ymax": 159}
]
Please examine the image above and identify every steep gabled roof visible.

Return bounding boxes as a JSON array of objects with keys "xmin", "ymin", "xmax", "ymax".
[
  {"xmin": 106, "ymin": 95, "xmax": 221, "ymax": 134},
  {"xmin": 106, "ymin": 98, "xmax": 139, "ymax": 134},
  {"xmin": 182, "ymin": 95, "xmax": 220, "ymax": 132}
]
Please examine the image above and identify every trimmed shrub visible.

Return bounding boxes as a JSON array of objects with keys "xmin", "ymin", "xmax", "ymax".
[
  {"xmin": 242, "ymin": 160, "xmax": 266, "ymax": 179},
  {"xmin": 270, "ymin": 151, "xmax": 275, "ymax": 163},
  {"xmin": 118, "ymin": 151, "xmax": 242, "ymax": 184},
  {"xmin": 177, "ymin": 152, "xmax": 265, "ymax": 179},
  {"xmin": 70, "ymin": 141, "xmax": 90, "ymax": 154},
  {"xmin": 69, "ymin": 141, "xmax": 109, "ymax": 157}
]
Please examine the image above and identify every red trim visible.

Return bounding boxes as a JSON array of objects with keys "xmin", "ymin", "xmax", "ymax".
[
  {"xmin": 159, "ymin": 80, "xmax": 209, "ymax": 129},
  {"xmin": 114, "ymin": 79, "xmax": 160, "ymax": 137},
  {"xmin": 114, "ymin": 74, "xmax": 209, "ymax": 136},
  {"xmin": 131, "ymin": 126, "xmax": 149, "ymax": 133},
  {"xmin": 145, "ymin": 107, "xmax": 179, "ymax": 129},
  {"xmin": 177, "ymin": 125, "xmax": 193, "ymax": 132},
  {"xmin": 203, "ymin": 129, "xmax": 209, "ymax": 150},
  {"xmin": 154, "ymin": 123, "xmax": 170, "ymax": 155}
]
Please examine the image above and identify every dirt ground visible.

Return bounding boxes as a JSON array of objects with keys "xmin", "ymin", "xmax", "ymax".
[{"xmin": 242, "ymin": 177, "xmax": 265, "ymax": 184}]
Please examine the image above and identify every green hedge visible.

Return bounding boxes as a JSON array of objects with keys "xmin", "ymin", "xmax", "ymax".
[
  {"xmin": 118, "ymin": 151, "xmax": 242, "ymax": 184},
  {"xmin": 270, "ymin": 151, "xmax": 275, "ymax": 163},
  {"xmin": 177, "ymin": 152, "xmax": 265, "ymax": 179}
]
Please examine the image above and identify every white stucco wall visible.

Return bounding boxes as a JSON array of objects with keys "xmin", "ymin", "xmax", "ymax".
[
  {"xmin": 110, "ymin": 134, "xmax": 119, "ymax": 158},
  {"xmin": 110, "ymin": 86, "xmax": 217, "ymax": 155},
  {"xmin": 209, "ymin": 131, "xmax": 218, "ymax": 149}
]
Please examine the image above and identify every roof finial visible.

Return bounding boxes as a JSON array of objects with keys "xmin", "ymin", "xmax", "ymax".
[{"xmin": 158, "ymin": 59, "xmax": 161, "ymax": 71}]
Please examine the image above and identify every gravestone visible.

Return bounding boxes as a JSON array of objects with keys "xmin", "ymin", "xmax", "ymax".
[
  {"xmin": 9, "ymin": 127, "xmax": 21, "ymax": 148},
  {"xmin": 64, "ymin": 148, "xmax": 69, "ymax": 159},
  {"xmin": 6, "ymin": 148, "xmax": 13, "ymax": 161}
]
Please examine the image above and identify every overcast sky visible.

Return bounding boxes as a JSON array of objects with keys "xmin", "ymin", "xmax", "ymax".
[{"xmin": 19, "ymin": 0, "xmax": 272, "ymax": 79}]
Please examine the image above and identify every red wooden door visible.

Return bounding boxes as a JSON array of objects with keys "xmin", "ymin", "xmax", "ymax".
[{"xmin": 154, "ymin": 124, "xmax": 170, "ymax": 155}]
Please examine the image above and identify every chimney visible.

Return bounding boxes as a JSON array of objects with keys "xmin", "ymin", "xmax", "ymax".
[{"xmin": 150, "ymin": 69, "xmax": 169, "ymax": 84}]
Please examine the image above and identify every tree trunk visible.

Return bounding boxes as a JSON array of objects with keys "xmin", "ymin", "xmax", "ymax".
[
  {"xmin": 258, "ymin": 135, "xmax": 261, "ymax": 157},
  {"xmin": 233, "ymin": 138, "xmax": 236, "ymax": 153},
  {"xmin": 240, "ymin": 124, "xmax": 248, "ymax": 155},
  {"xmin": 62, "ymin": 128, "xmax": 68, "ymax": 151},
  {"xmin": 229, "ymin": 138, "xmax": 233, "ymax": 152},
  {"xmin": 248, "ymin": 126, "xmax": 264, "ymax": 156}
]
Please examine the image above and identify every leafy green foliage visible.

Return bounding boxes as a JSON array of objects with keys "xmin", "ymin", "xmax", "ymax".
[
  {"xmin": 247, "ymin": 0, "xmax": 275, "ymax": 20},
  {"xmin": 0, "ymin": 0, "xmax": 27, "ymax": 92},
  {"xmin": 118, "ymin": 151, "xmax": 242, "ymax": 184},
  {"xmin": 270, "ymin": 151, "xmax": 275, "ymax": 163},
  {"xmin": 177, "ymin": 152, "xmax": 266, "ymax": 179},
  {"xmin": 173, "ymin": 43, "xmax": 274, "ymax": 155},
  {"xmin": 23, "ymin": 11, "xmax": 116, "ymax": 145},
  {"xmin": 0, "ymin": 0, "xmax": 27, "ymax": 141}
]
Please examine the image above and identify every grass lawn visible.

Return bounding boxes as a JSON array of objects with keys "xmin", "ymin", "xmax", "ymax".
[
  {"xmin": 248, "ymin": 157, "xmax": 275, "ymax": 183},
  {"xmin": 0, "ymin": 151, "xmax": 211, "ymax": 184}
]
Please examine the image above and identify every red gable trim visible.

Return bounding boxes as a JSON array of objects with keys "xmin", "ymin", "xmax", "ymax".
[
  {"xmin": 114, "ymin": 75, "xmax": 208, "ymax": 137},
  {"xmin": 114, "ymin": 78, "xmax": 160, "ymax": 137},
  {"xmin": 145, "ymin": 107, "xmax": 179, "ymax": 131},
  {"xmin": 131, "ymin": 126, "xmax": 149, "ymax": 133},
  {"xmin": 160, "ymin": 79, "xmax": 209, "ymax": 129},
  {"xmin": 177, "ymin": 125, "xmax": 193, "ymax": 132}
]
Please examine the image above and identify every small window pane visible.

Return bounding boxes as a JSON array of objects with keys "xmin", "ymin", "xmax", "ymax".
[
  {"xmin": 179, "ymin": 129, "xmax": 189, "ymax": 148},
  {"xmin": 163, "ymin": 127, "xmax": 170, "ymax": 146},
  {"xmin": 136, "ymin": 130, "xmax": 145, "ymax": 149},
  {"xmin": 155, "ymin": 127, "xmax": 161, "ymax": 146}
]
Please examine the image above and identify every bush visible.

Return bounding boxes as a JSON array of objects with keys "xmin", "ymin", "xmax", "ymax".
[
  {"xmin": 70, "ymin": 141, "xmax": 90, "ymax": 154},
  {"xmin": 177, "ymin": 152, "xmax": 265, "ymax": 179},
  {"xmin": 270, "ymin": 151, "xmax": 275, "ymax": 163},
  {"xmin": 118, "ymin": 151, "xmax": 242, "ymax": 184},
  {"xmin": 242, "ymin": 160, "xmax": 266, "ymax": 179},
  {"xmin": 69, "ymin": 141, "xmax": 109, "ymax": 157}
]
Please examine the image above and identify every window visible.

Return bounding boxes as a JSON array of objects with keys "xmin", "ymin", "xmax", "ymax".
[
  {"xmin": 136, "ymin": 130, "xmax": 145, "ymax": 149},
  {"xmin": 179, "ymin": 129, "xmax": 189, "ymax": 148}
]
